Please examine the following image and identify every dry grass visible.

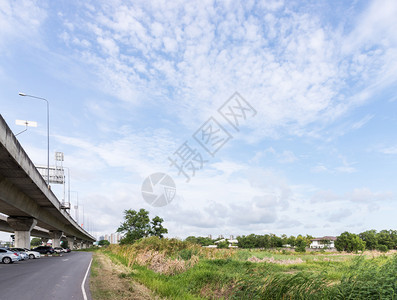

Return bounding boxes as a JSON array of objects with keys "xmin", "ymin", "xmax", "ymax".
[
  {"xmin": 134, "ymin": 250, "xmax": 199, "ymax": 275},
  {"xmin": 248, "ymin": 256, "xmax": 304, "ymax": 265},
  {"xmin": 106, "ymin": 237, "xmax": 235, "ymax": 275},
  {"xmin": 90, "ymin": 252, "xmax": 162, "ymax": 300},
  {"xmin": 199, "ymin": 283, "xmax": 236, "ymax": 299}
]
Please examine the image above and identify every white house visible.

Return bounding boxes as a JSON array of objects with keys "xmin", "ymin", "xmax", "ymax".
[
  {"xmin": 310, "ymin": 236, "xmax": 337, "ymax": 249},
  {"xmin": 211, "ymin": 238, "xmax": 239, "ymax": 248}
]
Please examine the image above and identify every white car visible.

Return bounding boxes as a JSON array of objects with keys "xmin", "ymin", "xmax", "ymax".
[
  {"xmin": 10, "ymin": 248, "xmax": 29, "ymax": 261},
  {"xmin": 11, "ymin": 248, "xmax": 41, "ymax": 259},
  {"xmin": 0, "ymin": 248, "xmax": 19, "ymax": 264},
  {"xmin": 24, "ymin": 248, "xmax": 41, "ymax": 259},
  {"xmin": 53, "ymin": 247, "xmax": 67, "ymax": 254}
]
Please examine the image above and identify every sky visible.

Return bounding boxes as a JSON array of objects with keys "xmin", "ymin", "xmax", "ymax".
[{"xmin": 1, "ymin": 0, "xmax": 397, "ymax": 242}]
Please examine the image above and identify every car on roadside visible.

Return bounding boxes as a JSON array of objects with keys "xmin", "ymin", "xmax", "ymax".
[
  {"xmin": 10, "ymin": 248, "xmax": 29, "ymax": 261},
  {"xmin": 0, "ymin": 248, "xmax": 19, "ymax": 264},
  {"xmin": 11, "ymin": 248, "xmax": 41, "ymax": 259},
  {"xmin": 32, "ymin": 246, "xmax": 55, "ymax": 255},
  {"xmin": 24, "ymin": 248, "xmax": 41, "ymax": 259},
  {"xmin": 53, "ymin": 247, "xmax": 67, "ymax": 254}
]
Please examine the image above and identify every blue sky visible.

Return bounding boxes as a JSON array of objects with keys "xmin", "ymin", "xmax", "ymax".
[{"xmin": 1, "ymin": 0, "xmax": 397, "ymax": 241}]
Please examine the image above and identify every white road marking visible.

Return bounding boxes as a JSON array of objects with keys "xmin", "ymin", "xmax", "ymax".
[{"xmin": 81, "ymin": 257, "xmax": 93, "ymax": 300}]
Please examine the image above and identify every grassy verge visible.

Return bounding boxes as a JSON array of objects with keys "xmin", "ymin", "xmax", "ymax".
[
  {"xmin": 90, "ymin": 251, "xmax": 161, "ymax": 299},
  {"xmin": 97, "ymin": 237, "xmax": 397, "ymax": 299}
]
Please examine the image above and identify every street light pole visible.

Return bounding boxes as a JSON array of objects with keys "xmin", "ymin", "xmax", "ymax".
[
  {"xmin": 71, "ymin": 191, "xmax": 79, "ymax": 224},
  {"xmin": 18, "ymin": 92, "xmax": 50, "ymax": 188},
  {"xmin": 66, "ymin": 167, "xmax": 71, "ymax": 208}
]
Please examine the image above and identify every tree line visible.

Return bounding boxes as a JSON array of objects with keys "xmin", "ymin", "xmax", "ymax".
[
  {"xmin": 113, "ymin": 209, "xmax": 397, "ymax": 253},
  {"xmin": 185, "ymin": 230, "xmax": 397, "ymax": 253},
  {"xmin": 335, "ymin": 230, "xmax": 397, "ymax": 252},
  {"xmin": 185, "ymin": 234, "xmax": 313, "ymax": 252}
]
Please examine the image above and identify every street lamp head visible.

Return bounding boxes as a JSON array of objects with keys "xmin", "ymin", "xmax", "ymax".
[{"xmin": 18, "ymin": 91, "xmax": 50, "ymax": 188}]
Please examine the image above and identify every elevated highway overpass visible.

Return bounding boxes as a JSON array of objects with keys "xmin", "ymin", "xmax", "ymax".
[{"xmin": 0, "ymin": 115, "xmax": 95, "ymax": 248}]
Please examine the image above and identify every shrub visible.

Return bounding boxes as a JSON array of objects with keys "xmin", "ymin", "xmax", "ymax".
[
  {"xmin": 295, "ymin": 239, "xmax": 306, "ymax": 252},
  {"xmin": 217, "ymin": 241, "xmax": 229, "ymax": 249},
  {"xmin": 377, "ymin": 244, "xmax": 388, "ymax": 252}
]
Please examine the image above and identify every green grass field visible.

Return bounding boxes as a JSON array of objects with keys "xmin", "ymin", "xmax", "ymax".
[{"xmin": 98, "ymin": 238, "xmax": 397, "ymax": 299}]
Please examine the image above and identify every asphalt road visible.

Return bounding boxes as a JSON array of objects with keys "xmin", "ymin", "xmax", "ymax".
[{"xmin": 0, "ymin": 251, "xmax": 92, "ymax": 300}]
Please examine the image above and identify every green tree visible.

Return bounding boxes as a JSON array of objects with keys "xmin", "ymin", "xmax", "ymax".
[
  {"xmin": 295, "ymin": 236, "xmax": 306, "ymax": 252},
  {"xmin": 359, "ymin": 230, "xmax": 378, "ymax": 250},
  {"xmin": 335, "ymin": 232, "xmax": 365, "ymax": 253},
  {"xmin": 117, "ymin": 209, "xmax": 151, "ymax": 244},
  {"xmin": 287, "ymin": 235, "xmax": 296, "ymax": 247},
  {"xmin": 377, "ymin": 230, "xmax": 394, "ymax": 250},
  {"xmin": 200, "ymin": 237, "xmax": 213, "ymax": 246},
  {"xmin": 150, "ymin": 216, "xmax": 168, "ymax": 238},
  {"xmin": 31, "ymin": 237, "xmax": 42, "ymax": 247},
  {"xmin": 270, "ymin": 234, "xmax": 283, "ymax": 248},
  {"xmin": 281, "ymin": 234, "xmax": 288, "ymax": 246},
  {"xmin": 117, "ymin": 209, "xmax": 168, "ymax": 244},
  {"xmin": 217, "ymin": 240, "xmax": 229, "ymax": 249},
  {"xmin": 305, "ymin": 235, "xmax": 314, "ymax": 247},
  {"xmin": 185, "ymin": 236, "xmax": 213, "ymax": 246},
  {"xmin": 237, "ymin": 234, "xmax": 257, "ymax": 248},
  {"xmin": 257, "ymin": 234, "xmax": 271, "ymax": 249},
  {"xmin": 377, "ymin": 244, "xmax": 388, "ymax": 252},
  {"xmin": 185, "ymin": 236, "xmax": 198, "ymax": 244},
  {"xmin": 98, "ymin": 239, "xmax": 110, "ymax": 246},
  {"xmin": 390, "ymin": 230, "xmax": 397, "ymax": 249}
]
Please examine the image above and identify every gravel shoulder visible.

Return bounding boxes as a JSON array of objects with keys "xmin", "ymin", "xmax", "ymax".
[{"xmin": 90, "ymin": 252, "xmax": 162, "ymax": 300}]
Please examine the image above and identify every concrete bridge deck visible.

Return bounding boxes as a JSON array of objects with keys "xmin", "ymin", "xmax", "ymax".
[{"xmin": 0, "ymin": 114, "xmax": 95, "ymax": 248}]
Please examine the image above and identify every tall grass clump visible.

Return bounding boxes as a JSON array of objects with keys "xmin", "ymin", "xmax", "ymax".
[
  {"xmin": 233, "ymin": 254, "xmax": 397, "ymax": 299},
  {"xmin": 234, "ymin": 269, "xmax": 330, "ymax": 299},
  {"xmin": 105, "ymin": 237, "xmax": 236, "ymax": 275},
  {"xmin": 330, "ymin": 254, "xmax": 397, "ymax": 299}
]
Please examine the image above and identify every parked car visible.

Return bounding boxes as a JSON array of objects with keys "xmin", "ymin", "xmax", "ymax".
[
  {"xmin": 53, "ymin": 247, "xmax": 67, "ymax": 254},
  {"xmin": 10, "ymin": 248, "xmax": 28, "ymax": 260},
  {"xmin": 24, "ymin": 248, "xmax": 41, "ymax": 259},
  {"xmin": 11, "ymin": 248, "xmax": 41, "ymax": 259},
  {"xmin": 0, "ymin": 248, "xmax": 19, "ymax": 264},
  {"xmin": 65, "ymin": 248, "xmax": 71, "ymax": 253},
  {"xmin": 32, "ymin": 246, "xmax": 55, "ymax": 255}
]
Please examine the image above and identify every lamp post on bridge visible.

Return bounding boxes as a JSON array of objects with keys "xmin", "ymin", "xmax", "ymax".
[
  {"xmin": 18, "ymin": 92, "xmax": 50, "ymax": 188},
  {"xmin": 63, "ymin": 167, "xmax": 71, "ymax": 210},
  {"xmin": 71, "ymin": 191, "xmax": 79, "ymax": 224}
]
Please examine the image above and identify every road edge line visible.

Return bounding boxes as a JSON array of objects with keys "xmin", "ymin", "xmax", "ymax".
[{"xmin": 82, "ymin": 256, "xmax": 93, "ymax": 300}]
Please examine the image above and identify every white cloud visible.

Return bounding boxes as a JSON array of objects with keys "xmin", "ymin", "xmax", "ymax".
[
  {"xmin": 311, "ymin": 155, "xmax": 356, "ymax": 174},
  {"xmin": 349, "ymin": 188, "xmax": 393, "ymax": 204},
  {"xmin": 352, "ymin": 114, "xmax": 373, "ymax": 130},
  {"xmin": 0, "ymin": 0, "xmax": 46, "ymax": 50},
  {"xmin": 325, "ymin": 209, "xmax": 352, "ymax": 222},
  {"xmin": 251, "ymin": 147, "xmax": 297, "ymax": 164},
  {"xmin": 311, "ymin": 190, "xmax": 341, "ymax": 203},
  {"xmin": 380, "ymin": 146, "xmax": 397, "ymax": 155},
  {"xmin": 50, "ymin": 0, "xmax": 396, "ymax": 140},
  {"xmin": 311, "ymin": 164, "xmax": 328, "ymax": 173}
]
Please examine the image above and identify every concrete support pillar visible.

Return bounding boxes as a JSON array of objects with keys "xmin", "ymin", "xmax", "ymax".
[
  {"xmin": 82, "ymin": 242, "xmax": 87, "ymax": 249},
  {"xmin": 7, "ymin": 217, "xmax": 37, "ymax": 249},
  {"xmin": 49, "ymin": 231, "xmax": 63, "ymax": 248},
  {"xmin": 75, "ymin": 240, "xmax": 82, "ymax": 249},
  {"xmin": 66, "ymin": 237, "xmax": 74, "ymax": 250}
]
